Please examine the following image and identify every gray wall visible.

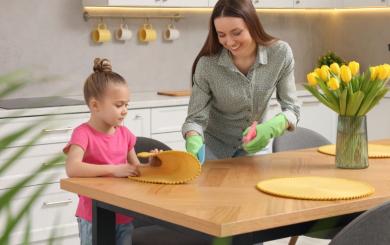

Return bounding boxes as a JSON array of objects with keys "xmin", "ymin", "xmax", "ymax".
[{"xmin": 0, "ymin": 1, "xmax": 389, "ymax": 98}]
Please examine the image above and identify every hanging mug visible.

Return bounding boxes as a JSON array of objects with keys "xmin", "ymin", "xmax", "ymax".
[
  {"xmin": 163, "ymin": 24, "xmax": 180, "ymax": 41},
  {"xmin": 138, "ymin": 24, "xmax": 157, "ymax": 43},
  {"xmin": 115, "ymin": 23, "xmax": 133, "ymax": 41},
  {"xmin": 91, "ymin": 23, "xmax": 112, "ymax": 43}
]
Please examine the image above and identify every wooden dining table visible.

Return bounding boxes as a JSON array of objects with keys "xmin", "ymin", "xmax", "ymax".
[{"xmin": 60, "ymin": 139, "xmax": 390, "ymax": 245}]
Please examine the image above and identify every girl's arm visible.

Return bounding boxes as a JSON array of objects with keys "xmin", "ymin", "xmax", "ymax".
[
  {"xmin": 66, "ymin": 145, "xmax": 139, "ymax": 177},
  {"xmin": 127, "ymin": 148, "xmax": 141, "ymax": 166}
]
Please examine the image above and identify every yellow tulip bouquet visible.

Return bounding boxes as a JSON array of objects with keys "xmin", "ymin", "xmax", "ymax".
[
  {"xmin": 305, "ymin": 62, "xmax": 390, "ymax": 116},
  {"xmin": 305, "ymin": 61, "xmax": 390, "ymax": 169}
]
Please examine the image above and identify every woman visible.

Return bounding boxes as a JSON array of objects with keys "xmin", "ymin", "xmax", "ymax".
[{"xmin": 182, "ymin": 0, "xmax": 301, "ymax": 161}]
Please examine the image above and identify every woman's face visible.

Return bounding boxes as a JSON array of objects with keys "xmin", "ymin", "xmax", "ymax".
[{"xmin": 214, "ymin": 16, "xmax": 256, "ymax": 57}]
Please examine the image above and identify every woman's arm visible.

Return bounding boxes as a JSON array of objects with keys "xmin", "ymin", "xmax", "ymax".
[
  {"xmin": 276, "ymin": 43, "xmax": 301, "ymax": 130},
  {"xmin": 182, "ymin": 57, "xmax": 213, "ymax": 139},
  {"xmin": 66, "ymin": 145, "xmax": 139, "ymax": 177}
]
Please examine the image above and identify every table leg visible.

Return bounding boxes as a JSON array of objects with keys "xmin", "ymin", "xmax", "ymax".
[{"xmin": 92, "ymin": 200, "xmax": 116, "ymax": 245}]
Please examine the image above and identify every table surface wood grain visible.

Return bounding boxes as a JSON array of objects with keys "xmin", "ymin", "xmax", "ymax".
[{"xmin": 60, "ymin": 139, "xmax": 390, "ymax": 237}]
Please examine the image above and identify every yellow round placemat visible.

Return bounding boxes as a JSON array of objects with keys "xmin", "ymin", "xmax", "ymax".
[
  {"xmin": 129, "ymin": 150, "xmax": 201, "ymax": 184},
  {"xmin": 318, "ymin": 144, "xmax": 390, "ymax": 158},
  {"xmin": 256, "ymin": 176, "xmax": 374, "ymax": 200}
]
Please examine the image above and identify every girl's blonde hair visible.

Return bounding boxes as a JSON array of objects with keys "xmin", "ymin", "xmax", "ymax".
[{"xmin": 84, "ymin": 58, "xmax": 127, "ymax": 104}]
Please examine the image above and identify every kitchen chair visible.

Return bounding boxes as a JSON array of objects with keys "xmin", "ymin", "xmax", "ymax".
[
  {"xmin": 272, "ymin": 127, "xmax": 331, "ymax": 152},
  {"xmin": 329, "ymin": 201, "xmax": 390, "ymax": 245},
  {"xmin": 272, "ymin": 127, "xmax": 332, "ymax": 245},
  {"xmin": 134, "ymin": 136, "xmax": 171, "ymax": 163},
  {"xmin": 132, "ymin": 137, "xmax": 210, "ymax": 245}
]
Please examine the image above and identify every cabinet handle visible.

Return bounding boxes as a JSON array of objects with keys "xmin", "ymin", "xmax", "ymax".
[
  {"xmin": 43, "ymin": 199, "xmax": 72, "ymax": 207},
  {"xmin": 42, "ymin": 127, "xmax": 73, "ymax": 133},
  {"xmin": 42, "ymin": 161, "xmax": 66, "ymax": 167},
  {"xmin": 133, "ymin": 114, "xmax": 143, "ymax": 120}
]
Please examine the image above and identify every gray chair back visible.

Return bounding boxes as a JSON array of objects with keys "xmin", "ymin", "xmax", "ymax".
[
  {"xmin": 273, "ymin": 127, "xmax": 330, "ymax": 152},
  {"xmin": 330, "ymin": 201, "xmax": 390, "ymax": 245},
  {"xmin": 134, "ymin": 137, "xmax": 171, "ymax": 163}
]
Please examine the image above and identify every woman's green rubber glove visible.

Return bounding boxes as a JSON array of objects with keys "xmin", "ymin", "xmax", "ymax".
[
  {"xmin": 185, "ymin": 135, "xmax": 205, "ymax": 164},
  {"xmin": 242, "ymin": 114, "xmax": 288, "ymax": 154}
]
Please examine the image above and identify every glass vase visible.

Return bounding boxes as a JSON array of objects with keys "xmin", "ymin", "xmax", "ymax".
[{"xmin": 335, "ymin": 115, "xmax": 368, "ymax": 169}]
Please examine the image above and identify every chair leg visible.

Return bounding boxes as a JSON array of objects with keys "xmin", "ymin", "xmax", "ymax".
[{"xmin": 288, "ymin": 236, "xmax": 299, "ymax": 245}]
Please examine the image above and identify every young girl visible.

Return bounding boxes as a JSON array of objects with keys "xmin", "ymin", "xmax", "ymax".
[{"xmin": 64, "ymin": 58, "xmax": 155, "ymax": 245}]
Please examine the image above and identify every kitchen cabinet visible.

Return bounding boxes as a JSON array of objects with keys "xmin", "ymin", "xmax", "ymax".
[
  {"xmin": 294, "ymin": 0, "xmax": 338, "ymax": 8},
  {"xmin": 125, "ymin": 109, "xmax": 151, "ymax": 137},
  {"xmin": 209, "ymin": 0, "xmax": 218, "ymax": 7},
  {"xmin": 0, "ymin": 183, "xmax": 79, "ymax": 244},
  {"xmin": 160, "ymin": 0, "xmax": 209, "ymax": 7},
  {"xmin": 150, "ymin": 106, "xmax": 188, "ymax": 150},
  {"xmin": 0, "ymin": 102, "xmax": 186, "ymax": 244},
  {"xmin": 366, "ymin": 96, "xmax": 390, "ymax": 140},
  {"xmin": 343, "ymin": 0, "xmax": 388, "ymax": 7},
  {"xmin": 252, "ymin": 0, "xmax": 294, "ymax": 8},
  {"xmin": 83, "ymin": 0, "xmax": 208, "ymax": 7}
]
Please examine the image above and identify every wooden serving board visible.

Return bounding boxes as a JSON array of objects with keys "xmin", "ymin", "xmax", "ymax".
[{"xmin": 157, "ymin": 90, "xmax": 191, "ymax": 96}]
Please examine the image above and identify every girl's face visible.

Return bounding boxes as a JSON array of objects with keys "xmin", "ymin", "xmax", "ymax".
[
  {"xmin": 93, "ymin": 83, "xmax": 129, "ymax": 127},
  {"xmin": 214, "ymin": 16, "xmax": 256, "ymax": 58}
]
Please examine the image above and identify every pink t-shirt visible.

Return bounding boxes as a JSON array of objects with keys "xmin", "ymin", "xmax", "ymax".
[{"xmin": 63, "ymin": 123, "xmax": 136, "ymax": 224}]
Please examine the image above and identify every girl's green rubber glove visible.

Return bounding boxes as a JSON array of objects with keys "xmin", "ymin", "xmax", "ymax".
[
  {"xmin": 242, "ymin": 114, "xmax": 288, "ymax": 154},
  {"xmin": 185, "ymin": 135, "xmax": 205, "ymax": 163}
]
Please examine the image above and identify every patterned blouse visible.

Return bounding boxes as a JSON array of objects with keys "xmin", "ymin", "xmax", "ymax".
[{"xmin": 182, "ymin": 40, "xmax": 301, "ymax": 159}]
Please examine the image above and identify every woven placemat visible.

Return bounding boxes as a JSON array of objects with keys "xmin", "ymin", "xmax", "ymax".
[
  {"xmin": 128, "ymin": 150, "xmax": 201, "ymax": 184},
  {"xmin": 256, "ymin": 176, "xmax": 374, "ymax": 200},
  {"xmin": 318, "ymin": 144, "xmax": 390, "ymax": 158}
]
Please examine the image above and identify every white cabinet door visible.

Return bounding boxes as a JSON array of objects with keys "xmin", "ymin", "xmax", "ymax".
[
  {"xmin": 125, "ymin": 109, "xmax": 151, "ymax": 137},
  {"xmin": 162, "ymin": 0, "xmax": 209, "ymax": 7},
  {"xmin": 366, "ymin": 97, "xmax": 390, "ymax": 140},
  {"xmin": 252, "ymin": 0, "xmax": 294, "ymax": 8},
  {"xmin": 152, "ymin": 132, "xmax": 186, "ymax": 150},
  {"xmin": 151, "ymin": 106, "xmax": 188, "ymax": 134},
  {"xmin": 294, "ymin": 0, "xmax": 337, "ymax": 8},
  {"xmin": 1, "ymin": 184, "xmax": 79, "ymax": 244},
  {"xmin": 298, "ymin": 96, "xmax": 337, "ymax": 143},
  {"xmin": 209, "ymin": 0, "xmax": 218, "ymax": 7},
  {"xmin": 343, "ymin": 0, "xmax": 387, "ymax": 7}
]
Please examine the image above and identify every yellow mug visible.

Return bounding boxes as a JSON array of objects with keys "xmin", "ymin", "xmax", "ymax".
[
  {"xmin": 91, "ymin": 23, "xmax": 112, "ymax": 43},
  {"xmin": 138, "ymin": 24, "xmax": 157, "ymax": 42}
]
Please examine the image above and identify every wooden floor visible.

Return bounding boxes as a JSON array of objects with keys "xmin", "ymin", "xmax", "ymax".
[{"xmin": 264, "ymin": 237, "xmax": 330, "ymax": 245}]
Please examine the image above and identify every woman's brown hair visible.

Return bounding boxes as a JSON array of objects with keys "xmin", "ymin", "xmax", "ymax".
[
  {"xmin": 84, "ymin": 58, "xmax": 127, "ymax": 105},
  {"xmin": 191, "ymin": 0, "xmax": 277, "ymax": 79}
]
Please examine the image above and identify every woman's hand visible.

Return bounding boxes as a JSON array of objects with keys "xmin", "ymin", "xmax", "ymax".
[
  {"xmin": 111, "ymin": 164, "xmax": 140, "ymax": 177},
  {"xmin": 148, "ymin": 148, "xmax": 163, "ymax": 167}
]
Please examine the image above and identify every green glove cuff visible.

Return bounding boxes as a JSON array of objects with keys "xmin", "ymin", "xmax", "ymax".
[
  {"xmin": 185, "ymin": 135, "xmax": 203, "ymax": 156},
  {"xmin": 243, "ymin": 114, "xmax": 287, "ymax": 154}
]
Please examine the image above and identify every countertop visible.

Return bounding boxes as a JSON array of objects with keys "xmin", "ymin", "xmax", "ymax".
[{"xmin": 1, "ymin": 87, "xmax": 388, "ymax": 119}]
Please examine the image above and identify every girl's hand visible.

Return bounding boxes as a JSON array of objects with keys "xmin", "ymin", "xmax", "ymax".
[
  {"xmin": 148, "ymin": 149, "xmax": 163, "ymax": 167},
  {"xmin": 112, "ymin": 164, "xmax": 140, "ymax": 177}
]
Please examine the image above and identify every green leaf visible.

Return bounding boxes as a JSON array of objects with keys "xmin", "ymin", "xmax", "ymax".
[
  {"xmin": 339, "ymin": 89, "xmax": 348, "ymax": 115},
  {"xmin": 357, "ymin": 80, "xmax": 385, "ymax": 116},
  {"xmin": 359, "ymin": 88, "xmax": 389, "ymax": 115},
  {"xmin": 21, "ymin": 217, "xmax": 32, "ymax": 245},
  {"xmin": 0, "ymin": 154, "xmax": 65, "ymax": 212},
  {"xmin": 317, "ymin": 79, "xmax": 340, "ymax": 113},
  {"xmin": 304, "ymin": 85, "xmax": 339, "ymax": 113},
  {"xmin": 346, "ymin": 91, "xmax": 365, "ymax": 116}
]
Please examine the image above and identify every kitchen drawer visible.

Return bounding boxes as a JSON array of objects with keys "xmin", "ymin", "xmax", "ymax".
[
  {"xmin": 152, "ymin": 132, "xmax": 185, "ymax": 151},
  {"xmin": 0, "ymin": 113, "xmax": 90, "ymax": 148},
  {"xmin": 125, "ymin": 109, "xmax": 151, "ymax": 137},
  {"xmin": 0, "ymin": 183, "xmax": 78, "ymax": 244},
  {"xmin": 151, "ymin": 106, "xmax": 188, "ymax": 134},
  {"xmin": 0, "ymin": 143, "xmax": 66, "ymax": 190}
]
